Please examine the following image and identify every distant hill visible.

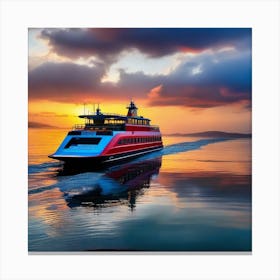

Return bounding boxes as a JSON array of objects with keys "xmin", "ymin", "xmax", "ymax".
[
  {"xmin": 28, "ymin": 121, "xmax": 58, "ymax": 129},
  {"xmin": 167, "ymin": 131, "xmax": 252, "ymax": 138}
]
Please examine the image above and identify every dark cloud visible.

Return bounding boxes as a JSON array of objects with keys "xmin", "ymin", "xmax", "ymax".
[
  {"xmin": 148, "ymin": 50, "xmax": 252, "ymax": 107},
  {"xmin": 29, "ymin": 42, "xmax": 251, "ymax": 109},
  {"xmin": 28, "ymin": 62, "xmax": 161, "ymax": 103},
  {"xmin": 29, "ymin": 61, "xmax": 106, "ymax": 101},
  {"xmin": 40, "ymin": 28, "xmax": 251, "ymax": 63}
]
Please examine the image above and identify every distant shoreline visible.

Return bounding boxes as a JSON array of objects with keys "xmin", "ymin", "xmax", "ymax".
[
  {"xmin": 28, "ymin": 122, "xmax": 62, "ymax": 129},
  {"xmin": 164, "ymin": 131, "xmax": 252, "ymax": 138}
]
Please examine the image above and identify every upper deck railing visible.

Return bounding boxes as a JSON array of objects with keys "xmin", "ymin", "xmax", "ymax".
[
  {"xmin": 73, "ymin": 123, "xmax": 125, "ymax": 131},
  {"xmin": 72, "ymin": 123, "xmax": 160, "ymax": 131},
  {"xmin": 80, "ymin": 112, "xmax": 127, "ymax": 117},
  {"xmin": 79, "ymin": 112, "xmax": 150, "ymax": 120}
]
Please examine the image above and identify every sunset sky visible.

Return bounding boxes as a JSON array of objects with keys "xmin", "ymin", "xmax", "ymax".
[{"xmin": 28, "ymin": 28, "xmax": 252, "ymax": 133}]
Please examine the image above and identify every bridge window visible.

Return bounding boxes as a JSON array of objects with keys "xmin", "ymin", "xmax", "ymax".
[{"xmin": 65, "ymin": 137, "xmax": 101, "ymax": 148}]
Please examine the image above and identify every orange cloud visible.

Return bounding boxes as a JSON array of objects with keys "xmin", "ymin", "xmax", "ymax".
[{"xmin": 148, "ymin": 84, "xmax": 162, "ymax": 99}]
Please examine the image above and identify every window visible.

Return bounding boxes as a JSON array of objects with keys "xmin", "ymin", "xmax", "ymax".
[
  {"xmin": 65, "ymin": 137, "xmax": 101, "ymax": 148},
  {"xmin": 68, "ymin": 131, "xmax": 82, "ymax": 136}
]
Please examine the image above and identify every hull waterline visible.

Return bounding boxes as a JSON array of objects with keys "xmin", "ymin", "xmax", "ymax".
[{"xmin": 49, "ymin": 145, "xmax": 163, "ymax": 167}]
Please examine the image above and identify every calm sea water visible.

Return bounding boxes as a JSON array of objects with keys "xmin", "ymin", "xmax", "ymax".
[{"xmin": 28, "ymin": 129, "xmax": 252, "ymax": 252}]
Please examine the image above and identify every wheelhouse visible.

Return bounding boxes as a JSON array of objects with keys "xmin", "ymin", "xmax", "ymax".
[{"xmin": 77, "ymin": 101, "xmax": 159, "ymax": 132}]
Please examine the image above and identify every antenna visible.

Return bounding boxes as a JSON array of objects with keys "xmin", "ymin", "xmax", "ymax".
[
  {"xmin": 96, "ymin": 103, "xmax": 101, "ymax": 115},
  {"xmin": 83, "ymin": 103, "xmax": 86, "ymax": 124}
]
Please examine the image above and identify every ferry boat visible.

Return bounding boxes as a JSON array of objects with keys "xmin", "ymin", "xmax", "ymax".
[{"xmin": 49, "ymin": 101, "xmax": 163, "ymax": 165}]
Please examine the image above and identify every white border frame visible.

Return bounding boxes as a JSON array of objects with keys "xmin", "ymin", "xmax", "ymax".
[{"xmin": 1, "ymin": 0, "xmax": 279, "ymax": 279}]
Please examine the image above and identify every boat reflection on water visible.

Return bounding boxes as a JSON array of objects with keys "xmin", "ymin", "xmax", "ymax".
[{"xmin": 60, "ymin": 157, "xmax": 162, "ymax": 209}]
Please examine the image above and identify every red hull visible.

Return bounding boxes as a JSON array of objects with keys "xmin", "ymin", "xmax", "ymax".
[
  {"xmin": 101, "ymin": 131, "xmax": 162, "ymax": 157},
  {"xmin": 125, "ymin": 124, "xmax": 159, "ymax": 131},
  {"xmin": 102, "ymin": 142, "xmax": 162, "ymax": 156}
]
